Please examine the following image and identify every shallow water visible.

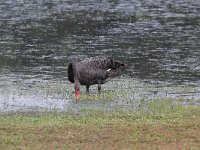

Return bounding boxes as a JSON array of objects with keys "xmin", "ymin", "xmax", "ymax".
[{"xmin": 0, "ymin": 0, "xmax": 200, "ymax": 113}]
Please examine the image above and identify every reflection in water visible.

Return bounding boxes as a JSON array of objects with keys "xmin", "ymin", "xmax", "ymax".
[{"xmin": 0, "ymin": 0, "xmax": 200, "ymax": 112}]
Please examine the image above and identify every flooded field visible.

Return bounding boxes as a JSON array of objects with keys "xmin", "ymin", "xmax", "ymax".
[{"xmin": 0, "ymin": 0, "xmax": 200, "ymax": 113}]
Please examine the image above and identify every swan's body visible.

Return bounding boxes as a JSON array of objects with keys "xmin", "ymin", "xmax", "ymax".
[{"xmin": 68, "ymin": 56, "xmax": 126, "ymax": 101}]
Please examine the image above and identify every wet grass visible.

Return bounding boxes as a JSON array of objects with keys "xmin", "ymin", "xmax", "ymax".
[
  {"xmin": 0, "ymin": 99, "xmax": 200, "ymax": 149},
  {"xmin": 81, "ymin": 91, "xmax": 119, "ymax": 101},
  {"xmin": 21, "ymin": 78, "xmax": 200, "ymax": 106},
  {"xmin": 43, "ymin": 78, "xmax": 200, "ymax": 101}
]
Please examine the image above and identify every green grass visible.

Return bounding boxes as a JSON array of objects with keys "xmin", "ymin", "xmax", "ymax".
[{"xmin": 0, "ymin": 99, "xmax": 200, "ymax": 149}]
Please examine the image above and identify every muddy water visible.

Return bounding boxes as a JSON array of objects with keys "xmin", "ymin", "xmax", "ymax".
[{"xmin": 0, "ymin": 0, "xmax": 200, "ymax": 113}]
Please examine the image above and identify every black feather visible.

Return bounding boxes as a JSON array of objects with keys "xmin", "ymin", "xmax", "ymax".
[
  {"xmin": 68, "ymin": 56, "xmax": 126, "ymax": 86},
  {"xmin": 68, "ymin": 63, "xmax": 74, "ymax": 83}
]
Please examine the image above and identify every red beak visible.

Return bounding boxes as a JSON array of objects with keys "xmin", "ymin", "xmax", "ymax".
[{"xmin": 75, "ymin": 89, "xmax": 80, "ymax": 102}]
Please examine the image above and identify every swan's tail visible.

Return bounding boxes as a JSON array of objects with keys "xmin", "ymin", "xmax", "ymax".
[{"xmin": 67, "ymin": 58, "xmax": 77, "ymax": 83}]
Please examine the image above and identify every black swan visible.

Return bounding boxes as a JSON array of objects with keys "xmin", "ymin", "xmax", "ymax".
[{"xmin": 68, "ymin": 56, "xmax": 127, "ymax": 101}]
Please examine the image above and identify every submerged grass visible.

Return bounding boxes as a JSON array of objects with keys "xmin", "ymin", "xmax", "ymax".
[
  {"xmin": 81, "ymin": 90, "xmax": 120, "ymax": 101},
  {"xmin": 0, "ymin": 99, "xmax": 200, "ymax": 149},
  {"xmin": 42, "ymin": 78, "xmax": 200, "ymax": 103},
  {"xmin": 21, "ymin": 78, "xmax": 199, "ymax": 114}
]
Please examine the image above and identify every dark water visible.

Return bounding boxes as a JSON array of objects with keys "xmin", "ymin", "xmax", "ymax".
[{"xmin": 0, "ymin": 0, "xmax": 200, "ymax": 112}]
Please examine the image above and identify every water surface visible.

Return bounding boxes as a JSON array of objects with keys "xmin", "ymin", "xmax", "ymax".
[{"xmin": 0, "ymin": 0, "xmax": 200, "ymax": 113}]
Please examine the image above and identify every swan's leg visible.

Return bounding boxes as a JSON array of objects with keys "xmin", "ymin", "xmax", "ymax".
[
  {"xmin": 98, "ymin": 84, "xmax": 101, "ymax": 95},
  {"xmin": 86, "ymin": 85, "xmax": 90, "ymax": 94}
]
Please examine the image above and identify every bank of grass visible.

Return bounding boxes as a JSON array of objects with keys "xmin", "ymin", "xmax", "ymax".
[{"xmin": 0, "ymin": 99, "xmax": 200, "ymax": 150}]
